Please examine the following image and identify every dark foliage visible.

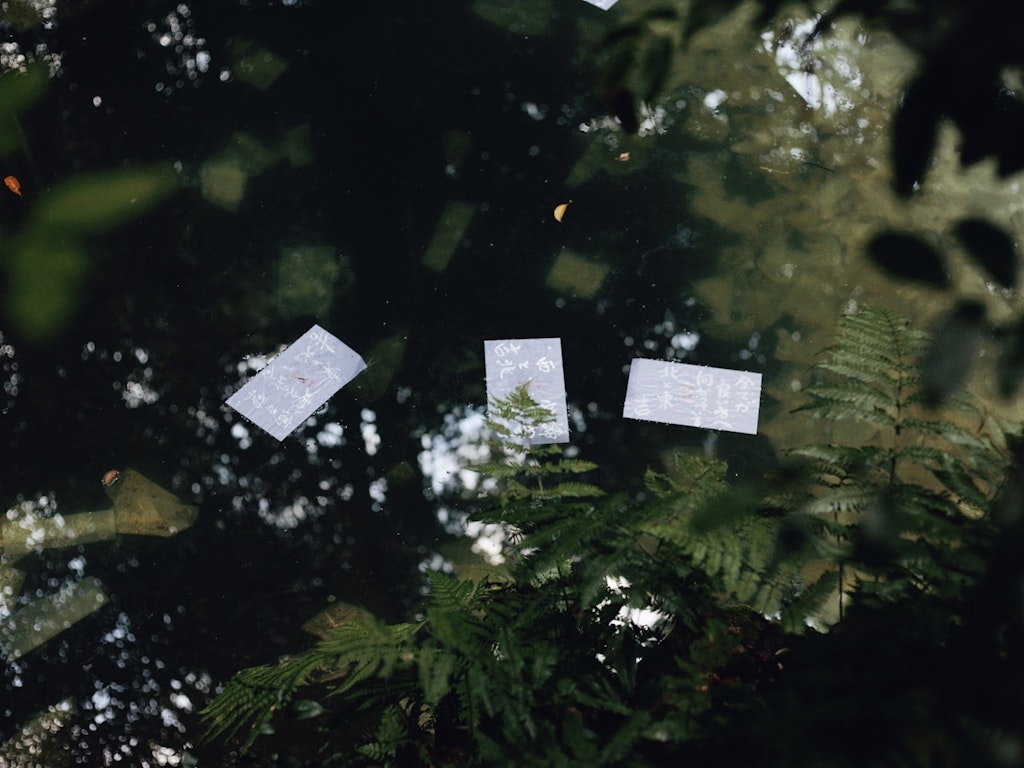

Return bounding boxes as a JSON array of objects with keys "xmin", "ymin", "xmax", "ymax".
[
  {"xmin": 201, "ymin": 309, "xmax": 1022, "ymax": 766},
  {"xmin": 955, "ymin": 218, "xmax": 1018, "ymax": 289},
  {"xmin": 866, "ymin": 232, "xmax": 949, "ymax": 288}
]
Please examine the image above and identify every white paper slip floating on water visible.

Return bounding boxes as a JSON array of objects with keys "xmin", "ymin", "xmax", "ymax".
[
  {"xmin": 484, "ymin": 338, "xmax": 570, "ymax": 445},
  {"xmin": 581, "ymin": 0, "xmax": 619, "ymax": 9},
  {"xmin": 226, "ymin": 324, "xmax": 367, "ymax": 440},
  {"xmin": 622, "ymin": 359, "xmax": 762, "ymax": 435}
]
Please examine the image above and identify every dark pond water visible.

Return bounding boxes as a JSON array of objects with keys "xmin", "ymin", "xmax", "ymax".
[
  {"xmin": 5, "ymin": 0, "xmax": 974, "ymax": 764},
  {"xmin": 0, "ymin": 1, "xmax": 774, "ymax": 763}
]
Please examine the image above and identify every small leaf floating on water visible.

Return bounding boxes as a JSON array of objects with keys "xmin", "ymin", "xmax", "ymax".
[
  {"xmin": 553, "ymin": 201, "xmax": 571, "ymax": 223},
  {"xmin": 4, "ymin": 175, "xmax": 22, "ymax": 197}
]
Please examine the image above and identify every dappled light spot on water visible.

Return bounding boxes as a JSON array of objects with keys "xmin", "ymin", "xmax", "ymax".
[
  {"xmin": 0, "ymin": 331, "xmax": 19, "ymax": 414},
  {"xmin": 146, "ymin": 5, "xmax": 211, "ymax": 94},
  {"xmin": 761, "ymin": 18, "xmax": 862, "ymax": 117},
  {"xmin": 417, "ymin": 407, "xmax": 489, "ymax": 498}
]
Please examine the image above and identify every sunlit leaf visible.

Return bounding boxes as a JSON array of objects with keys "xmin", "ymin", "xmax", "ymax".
[
  {"xmin": 920, "ymin": 301, "xmax": 986, "ymax": 405},
  {"xmin": 954, "ymin": 217, "xmax": 1018, "ymax": 288},
  {"xmin": 867, "ymin": 231, "xmax": 949, "ymax": 287},
  {"xmin": 4, "ymin": 236, "xmax": 88, "ymax": 342},
  {"xmin": 31, "ymin": 165, "xmax": 178, "ymax": 237}
]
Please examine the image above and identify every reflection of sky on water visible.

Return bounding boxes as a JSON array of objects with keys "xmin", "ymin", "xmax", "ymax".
[{"xmin": 761, "ymin": 18, "xmax": 861, "ymax": 117}]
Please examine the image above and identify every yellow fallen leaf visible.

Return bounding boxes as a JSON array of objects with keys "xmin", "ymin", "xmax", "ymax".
[{"xmin": 553, "ymin": 201, "xmax": 570, "ymax": 222}]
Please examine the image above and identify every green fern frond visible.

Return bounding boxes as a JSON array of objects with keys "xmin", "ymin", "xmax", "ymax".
[
  {"xmin": 200, "ymin": 653, "xmax": 323, "ymax": 749},
  {"xmin": 639, "ymin": 508, "xmax": 803, "ymax": 617},
  {"xmin": 795, "ymin": 388, "xmax": 898, "ymax": 426},
  {"xmin": 470, "ymin": 461, "xmax": 533, "ymax": 478},
  {"xmin": 546, "ymin": 459, "xmax": 600, "ymax": 474},
  {"xmin": 425, "ymin": 570, "xmax": 489, "ymax": 612},
  {"xmin": 789, "ymin": 444, "xmax": 886, "ymax": 481},
  {"xmin": 201, "ymin": 604, "xmax": 428, "ymax": 751},
  {"xmin": 797, "ymin": 487, "xmax": 876, "ymax": 517},
  {"xmin": 318, "ymin": 620, "xmax": 422, "ymax": 697},
  {"xmin": 776, "ymin": 569, "xmax": 842, "ymax": 631},
  {"xmin": 786, "ymin": 304, "xmax": 1011, "ymax": 620},
  {"xmin": 537, "ymin": 481, "xmax": 605, "ymax": 499},
  {"xmin": 801, "ymin": 380, "xmax": 898, "ymax": 413}
]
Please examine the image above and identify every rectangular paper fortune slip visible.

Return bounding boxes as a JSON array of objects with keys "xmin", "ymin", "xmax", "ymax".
[
  {"xmin": 226, "ymin": 325, "xmax": 366, "ymax": 440},
  {"xmin": 484, "ymin": 338, "xmax": 570, "ymax": 445},
  {"xmin": 623, "ymin": 359, "xmax": 762, "ymax": 435}
]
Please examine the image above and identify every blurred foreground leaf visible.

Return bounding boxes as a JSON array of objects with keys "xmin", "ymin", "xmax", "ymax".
[
  {"xmin": 349, "ymin": 331, "xmax": 407, "ymax": 403},
  {"xmin": 0, "ymin": 63, "xmax": 50, "ymax": 157},
  {"xmin": 4, "ymin": 236, "xmax": 88, "ymax": 342},
  {"xmin": 229, "ymin": 38, "xmax": 288, "ymax": 90},
  {"xmin": 0, "ymin": 62, "xmax": 49, "ymax": 118},
  {"xmin": 31, "ymin": 165, "xmax": 178, "ymax": 237}
]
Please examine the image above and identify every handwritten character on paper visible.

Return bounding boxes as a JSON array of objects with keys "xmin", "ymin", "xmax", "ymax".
[
  {"xmin": 535, "ymin": 356, "xmax": 556, "ymax": 373},
  {"xmin": 493, "ymin": 341, "xmax": 523, "ymax": 357}
]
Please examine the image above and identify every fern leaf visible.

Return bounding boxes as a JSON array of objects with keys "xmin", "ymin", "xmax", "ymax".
[
  {"xmin": 795, "ymin": 391, "xmax": 897, "ymax": 426},
  {"xmin": 539, "ymin": 481, "xmax": 605, "ymax": 499},
  {"xmin": 778, "ymin": 569, "xmax": 842, "ymax": 633},
  {"xmin": 790, "ymin": 444, "xmax": 888, "ymax": 480},
  {"xmin": 200, "ymin": 653, "xmax": 322, "ymax": 749},
  {"xmin": 798, "ymin": 487, "xmax": 875, "ymax": 516},
  {"xmin": 547, "ymin": 459, "xmax": 600, "ymax": 474},
  {"xmin": 417, "ymin": 642, "xmax": 457, "ymax": 707},
  {"xmin": 801, "ymin": 380, "xmax": 896, "ymax": 413}
]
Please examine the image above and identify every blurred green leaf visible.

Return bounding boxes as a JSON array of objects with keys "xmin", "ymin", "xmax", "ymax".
[
  {"xmin": 349, "ymin": 331, "xmax": 408, "ymax": 403},
  {"xmin": 229, "ymin": 38, "xmax": 288, "ymax": 91},
  {"xmin": 3, "ymin": 236, "xmax": 88, "ymax": 342},
  {"xmin": 0, "ymin": 62, "xmax": 50, "ymax": 117},
  {"xmin": 30, "ymin": 165, "xmax": 179, "ymax": 237},
  {"xmin": 0, "ymin": 63, "xmax": 50, "ymax": 157},
  {"xmin": 291, "ymin": 699, "xmax": 324, "ymax": 720}
]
